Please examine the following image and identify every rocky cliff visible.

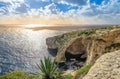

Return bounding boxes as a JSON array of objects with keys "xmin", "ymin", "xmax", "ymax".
[
  {"xmin": 83, "ymin": 50, "xmax": 120, "ymax": 79},
  {"xmin": 46, "ymin": 26, "xmax": 120, "ymax": 67}
]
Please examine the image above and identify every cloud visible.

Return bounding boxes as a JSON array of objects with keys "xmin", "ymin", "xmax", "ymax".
[
  {"xmin": 70, "ymin": 0, "xmax": 120, "ymax": 24},
  {"xmin": 0, "ymin": 0, "xmax": 25, "ymax": 4},
  {"xmin": 82, "ymin": 0, "xmax": 120, "ymax": 16},
  {"xmin": 0, "ymin": 0, "xmax": 120, "ymax": 25},
  {"xmin": 15, "ymin": 3, "xmax": 29, "ymax": 13},
  {"xmin": 0, "ymin": 0, "xmax": 29, "ymax": 15},
  {"xmin": 44, "ymin": 3, "xmax": 59, "ymax": 14},
  {"xmin": 0, "ymin": 4, "xmax": 8, "ymax": 15},
  {"xmin": 35, "ymin": 0, "xmax": 50, "ymax": 2},
  {"xmin": 27, "ymin": 3, "xmax": 59, "ymax": 17}
]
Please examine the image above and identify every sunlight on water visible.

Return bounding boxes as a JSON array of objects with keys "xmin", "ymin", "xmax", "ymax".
[{"xmin": 0, "ymin": 27, "xmax": 67, "ymax": 74}]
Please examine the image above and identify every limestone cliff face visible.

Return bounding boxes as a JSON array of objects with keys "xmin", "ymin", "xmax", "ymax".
[
  {"xmin": 46, "ymin": 26, "xmax": 120, "ymax": 65},
  {"xmin": 83, "ymin": 50, "xmax": 120, "ymax": 79}
]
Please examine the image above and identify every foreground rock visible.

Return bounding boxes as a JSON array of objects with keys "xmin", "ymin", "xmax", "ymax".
[{"xmin": 83, "ymin": 50, "xmax": 120, "ymax": 79}]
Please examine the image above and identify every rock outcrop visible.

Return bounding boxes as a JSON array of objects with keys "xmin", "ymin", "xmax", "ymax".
[
  {"xmin": 46, "ymin": 26, "xmax": 120, "ymax": 67},
  {"xmin": 83, "ymin": 50, "xmax": 120, "ymax": 79}
]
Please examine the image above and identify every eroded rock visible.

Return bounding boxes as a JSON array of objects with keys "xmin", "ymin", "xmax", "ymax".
[{"xmin": 83, "ymin": 50, "xmax": 120, "ymax": 79}]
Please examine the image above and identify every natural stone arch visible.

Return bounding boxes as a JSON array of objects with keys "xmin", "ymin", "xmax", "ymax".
[{"xmin": 55, "ymin": 37, "xmax": 93, "ymax": 69}]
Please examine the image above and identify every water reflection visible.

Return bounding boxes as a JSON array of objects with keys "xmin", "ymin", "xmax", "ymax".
[{"xmin": 0, "ymin": 27, "xmax": 67, "ymax": 75}]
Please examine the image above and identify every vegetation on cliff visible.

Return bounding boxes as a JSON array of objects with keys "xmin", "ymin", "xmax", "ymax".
[
  {"xmin": 74, "ymin": 65, "xmax": 92, "ymax": 79},
  {"xmin": 0, "ymin": 70, "xmax": 34, "ymax": 79}
]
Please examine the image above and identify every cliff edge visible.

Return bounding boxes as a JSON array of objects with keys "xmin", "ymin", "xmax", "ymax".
[{"xmin": 46, "ymin": 26, "xmax": 120, "ymax": 66}]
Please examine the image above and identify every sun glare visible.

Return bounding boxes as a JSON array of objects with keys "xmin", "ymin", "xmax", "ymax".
[{"xmin": 21, "ymin": 24, "xmax": 49, "ymax": 28}]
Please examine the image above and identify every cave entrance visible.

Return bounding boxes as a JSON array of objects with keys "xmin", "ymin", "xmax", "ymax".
[{"xmin": 63, "ymin": 50, "xmax": 87, "ymax": 70}]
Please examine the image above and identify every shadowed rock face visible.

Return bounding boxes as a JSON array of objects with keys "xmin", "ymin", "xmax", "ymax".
[
  {"xmin": 65, "ymin": 52, "xmax": 87, "ymax": 62},
  {"xmin": 47, "ymin": 48, "xmax": 58, "ymax": 56}
]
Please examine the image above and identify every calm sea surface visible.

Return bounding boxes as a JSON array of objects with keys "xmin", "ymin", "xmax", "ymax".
[
  {"xmin": 0, "ymin": 25, "xmax": 108, "ymax": 75},
  {"xmin": 0, "ymin": 25, "xmax": 86, "ymax": 75}
]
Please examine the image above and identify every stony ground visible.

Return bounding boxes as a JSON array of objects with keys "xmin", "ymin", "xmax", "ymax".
[{"xmin": 83, "ymin": 50, "xmax": 120, "ymax": 79}]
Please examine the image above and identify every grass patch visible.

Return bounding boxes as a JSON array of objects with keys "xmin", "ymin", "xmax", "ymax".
[
  {"xmin": 64, "ymin": 74, "xmax": 73, "ymax": 79},
  {"xmin": 77, "ymin": 30, "xmax": 95, "ymax": 37},
  {"xmin": 74, "ymin": 65, "xmax": 92, "ymax": 79},
  {"xmin": 0, "ymin": 70, "xmax": 34, "ymax": 79}
]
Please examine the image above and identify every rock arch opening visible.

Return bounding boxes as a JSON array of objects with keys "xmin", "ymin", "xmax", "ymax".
[{"xmin": 58, "ymin": 38, "xmax": 88, "ymax": 70}]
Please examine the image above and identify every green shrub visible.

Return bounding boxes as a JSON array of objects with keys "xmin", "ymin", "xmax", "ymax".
[
  {"xmin": 0, "ymin": 70, "xmax": 33, "ymax": 79},
  {"xmin": 37, "ymin": 57, "xmax": 58, "ymax": 79},
  {"xmin": 74, "ymin": 65, "xmax": 92, "ymax": 79}
]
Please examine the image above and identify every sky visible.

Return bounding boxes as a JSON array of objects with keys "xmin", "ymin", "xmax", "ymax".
[{"xmin": 0, "ymin": 0, "xmax": 120, "ymax": 25}]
